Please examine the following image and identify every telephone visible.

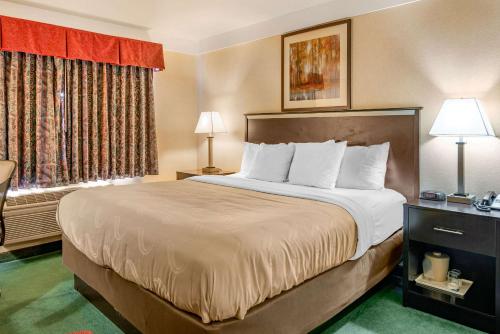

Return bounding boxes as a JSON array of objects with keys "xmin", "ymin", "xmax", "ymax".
[{"xmin": 474, "ymin": 191, "xmax": 500, "ymax": 212}]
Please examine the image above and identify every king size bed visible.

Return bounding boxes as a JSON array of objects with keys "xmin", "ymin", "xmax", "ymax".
[{"xmin": 59, "ymin": 108, "xmax": 420, "ymax": 334}]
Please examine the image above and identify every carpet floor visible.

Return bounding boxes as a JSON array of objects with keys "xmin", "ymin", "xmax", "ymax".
[{"xmin": 0, "ymin": 251, "xmax": 484, "ymax": 334}]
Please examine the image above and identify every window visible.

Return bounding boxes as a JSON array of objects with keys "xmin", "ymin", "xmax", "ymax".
[{"xmin": 0, "ymin": 51, "xmax": 158, "ymax": 190}]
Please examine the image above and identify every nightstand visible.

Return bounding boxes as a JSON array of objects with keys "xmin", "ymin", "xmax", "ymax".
[
  {"xmin": 403, "ymin": 199, "xmax": 500, "ymax": 333},
  {"xmin": 176, "ymin": 169, "xmax": 235, "ymax": 180}
]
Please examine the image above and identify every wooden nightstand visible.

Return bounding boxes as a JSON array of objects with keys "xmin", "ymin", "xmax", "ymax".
[
  {"xmin": 403, "ymin": 199, "xmax": 500, "ymax": 333},
  {"xmin": 176, "ymin": 169, "xmax": 235, "ymax": 180}
]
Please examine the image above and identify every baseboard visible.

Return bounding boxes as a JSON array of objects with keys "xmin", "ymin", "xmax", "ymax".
[{"xmin": 0, "ymin": 240, "xmax": 62, "ymax": 263}]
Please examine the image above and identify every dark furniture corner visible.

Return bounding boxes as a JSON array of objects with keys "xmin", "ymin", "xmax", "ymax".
[
  {"xmin": 403, "ymin": 199, "xmax": 500, "ymax": 333},
  {"xmin": 0, "ymin": 160, "xmax": 17, "ymax": 298},
  {"xmin": 176, "ymin": 169, "xmax": 235, "ymax": 180},
  {"xmin": 0, "ymin": 160, "xmax": 17, "ymax": 247}
]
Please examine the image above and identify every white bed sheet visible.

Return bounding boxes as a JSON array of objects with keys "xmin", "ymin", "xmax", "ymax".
[{"xmin": 190, "ymin": 174, "xmax": 406, "ymax": 260}]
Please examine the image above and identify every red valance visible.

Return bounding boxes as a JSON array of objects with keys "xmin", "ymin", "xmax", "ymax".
[
  {"xmin": 0, "ymin": 15, "xmax": 165, "ymax": 70},
  {"xmin": 67, "ymin": 29, "xmax": 120, "ymax": 65}
]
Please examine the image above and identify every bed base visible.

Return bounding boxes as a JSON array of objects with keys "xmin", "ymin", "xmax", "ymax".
[
  {"xmin": 74, "ymin": 275, "xmax": 141, "ymax": 334},
  {"xmin": 63, "ymin": 230, "xmax": 403, "ymax": 334},
  {"xmin": 75, "ymin": 273, "xmax": 397, "ymax": 334}
]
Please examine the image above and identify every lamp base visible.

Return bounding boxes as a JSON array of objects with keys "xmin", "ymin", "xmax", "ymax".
[
  {"xmin": 202, "ymin": 166, "xmax": 222, "ymax": 174},
  {"xmin": 447, "ymin": 193, "xmax": 476, "ymax": 205}
]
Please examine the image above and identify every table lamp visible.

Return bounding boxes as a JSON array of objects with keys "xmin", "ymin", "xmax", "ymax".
[
  {"xmin": 195, "ymin": 111, "xmax": 226, "ymax": 174},
  {"xmin": 429, "ymin": 98, "xmax": 495, "ymax": 204}
]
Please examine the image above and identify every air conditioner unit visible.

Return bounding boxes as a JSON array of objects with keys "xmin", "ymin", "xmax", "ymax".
[{"xmin": 3, "ymin": 189, "xmax": 77, "ymax": 246}]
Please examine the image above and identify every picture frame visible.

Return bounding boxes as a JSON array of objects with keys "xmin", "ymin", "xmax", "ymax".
[{"xmin": 281, "ymin": 19, "xmax": 351, "ymax": 111}]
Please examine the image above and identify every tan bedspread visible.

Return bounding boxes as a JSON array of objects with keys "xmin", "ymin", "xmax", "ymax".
[{"xmin": 57, "ymin": 180, "xmax": 357, "ymax": 323}]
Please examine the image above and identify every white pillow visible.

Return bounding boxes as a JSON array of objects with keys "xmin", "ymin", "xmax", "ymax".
[
  {"xmin": 247, "ymin": 143, "xmax": 295, "ymax": 182},
  {"xmin": 240, "ymin": 142, "xmax": 261, "ymax": 177},
  {"xmin": 336, "ymin": 142, "xmax": 390, "ymax": 190},
  {"xmin": 288, "ymin": 141, "xmax": 347, "ymax": 189}
]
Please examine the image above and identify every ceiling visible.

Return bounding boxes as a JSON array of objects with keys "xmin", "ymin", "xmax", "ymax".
[
  {"xmin": 7, "ymin": 0, "xmax": 336, "ymax": 38},
  {"xmin": 5, "ymin": 0, "xmax": 419, "ymax": 54}
]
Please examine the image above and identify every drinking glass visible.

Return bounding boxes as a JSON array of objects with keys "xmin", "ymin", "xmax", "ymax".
[{"xmin": 447, "ymin": 269, "xmax": 462, "ymax": 291}]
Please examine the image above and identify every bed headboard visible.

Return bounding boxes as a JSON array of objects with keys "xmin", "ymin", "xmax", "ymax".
[{"xmin": 245, "ymin": 108, "xmax": 421, "ymax": 200}]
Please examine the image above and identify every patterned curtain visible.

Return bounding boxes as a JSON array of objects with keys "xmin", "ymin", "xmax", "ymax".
[
  {"xmin": 0, "ymin": 52, "xmax": 63, "ymax": 189},
  {"xmin": 0, "ymin": 51, "xmax": 159, "ymax": 190}
]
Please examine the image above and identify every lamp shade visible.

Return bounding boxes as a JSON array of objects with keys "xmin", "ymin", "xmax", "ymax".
[
  {"xmin": 429, "ymin": 98, "xmax": 495, "ymax": 137},
  {"xmin": 194, "ymin": 111, "xmax": 226, "ymax": 135}
]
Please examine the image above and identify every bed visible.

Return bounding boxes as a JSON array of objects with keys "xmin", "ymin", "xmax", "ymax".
[{"xmin": 60, "ymin": 107, "xmax": 420, "ymax": 334}]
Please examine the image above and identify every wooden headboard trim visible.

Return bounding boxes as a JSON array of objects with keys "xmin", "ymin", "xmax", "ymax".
[
  {"xmin": 245, "ymin": 106, "xmax": 420, "ymax": 116},
  {"xmin": 246, "ymin": 109, "xmax": 416, "ymax": 120}
]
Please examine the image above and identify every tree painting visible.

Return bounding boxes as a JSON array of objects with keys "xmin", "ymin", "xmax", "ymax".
[{"xmin": 289, "ymin": 35, "xmax": 340, "ymax": 101}]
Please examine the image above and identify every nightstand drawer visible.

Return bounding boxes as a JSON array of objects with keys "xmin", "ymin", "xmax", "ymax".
[{"xmin": 408, "ymin": 208, "xmax": 496, "ymax": 256}]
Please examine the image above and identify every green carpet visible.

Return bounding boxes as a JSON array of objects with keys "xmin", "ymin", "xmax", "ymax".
[{"xmin": 0, "ymin": 252, "xmax": 484, "ymax": 334}]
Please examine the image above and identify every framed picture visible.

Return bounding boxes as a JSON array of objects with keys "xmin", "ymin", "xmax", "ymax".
[{"xmin": 282, "ymin": 19, "xmax": 351, "ymax": 111}]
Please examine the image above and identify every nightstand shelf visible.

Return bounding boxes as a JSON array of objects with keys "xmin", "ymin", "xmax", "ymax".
[
  {"xmin": 403, "ymin": 200, "xmax": 500, "ymax": 333},
  {"xmin": 407, "ymin": 241, "xmax": 494, "ymax": 316},
  {"xmin": 414, "ymin": 274, "xmax": 473, "ymax": 299},
  {"xmin": 176, "ymin": 169, "xmax": 235, "ymax": 180}
]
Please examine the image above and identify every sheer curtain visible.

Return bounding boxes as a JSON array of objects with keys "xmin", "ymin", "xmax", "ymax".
[{"xmin": 0, "ymin": 51, "xmax": 158, "ymax": 190}]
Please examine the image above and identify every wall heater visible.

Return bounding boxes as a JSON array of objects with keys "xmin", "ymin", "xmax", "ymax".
[{"xmin": 3, "ymin": 189, "xmax": 76, "ymax": 246}]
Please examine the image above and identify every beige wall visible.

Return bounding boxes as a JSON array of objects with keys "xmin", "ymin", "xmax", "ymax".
[
  {"xmin": 197, "ymin": 36, "xmax": 281, "ymax": 170},
  {"xmin": 145, "ymin": 51, "xmax": 199, "ymax": 182},
  {"xmin": 197, "ymin": 0, "xmax": 500, "ymax": 195}
]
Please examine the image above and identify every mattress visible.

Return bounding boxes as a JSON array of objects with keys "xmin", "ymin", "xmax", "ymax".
[
  {"xmin": 58, "ymin": 177, "xmax": 405, "ymax": 323},
  {"xmin": 200, "ymin": 174, "xmax": 406, "ymax": 254}
]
